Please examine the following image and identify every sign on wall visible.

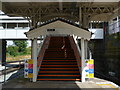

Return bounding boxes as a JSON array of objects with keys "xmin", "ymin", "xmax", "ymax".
[
  {"xmin": 24, "ymin": 60, "xmax": 28, "ymax": 78},
  {"xmin": 24, "ymin": 59, "xmax": 33, "ymax": 78},
  {"xmin": 85, "ymin": 59, "xmax": 94, "ymax": 78}
]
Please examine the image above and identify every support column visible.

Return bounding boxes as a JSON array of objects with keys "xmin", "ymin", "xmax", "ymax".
[
  {"xmin": 32, "ymin": 38, "xmax": 38, "ymax": 82},
  {"xmin": 117, "ymin": 16, "xmax": 119, "ymax": 32},
  {"xmin": 0, "ymin": 1, "xmax": 2, "ymax": 10},
  {"xmin": 81, "ymin": 38, "xmax": 85, "ymax": 82},
  {"xmin": 31, "ymin": 40, "xmax": 33, "ymax": 59},
  {"xmin": 79, "ymin": 6, "xmax": 82, "ymax": 27},
  {"xmin": 83, "ymin": 14, "xmax": 88, "ymax": 29},
  {"xmin": 0, "ymin": 39, "xmax": 6, "ymax": 66},
  {"xmin": 84, "ymin": 40, "xmax": 88, "ymax": 59}
]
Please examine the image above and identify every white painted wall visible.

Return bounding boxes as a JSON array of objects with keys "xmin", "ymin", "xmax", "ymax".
[
  {"xmin": 26, "ymin": 21, "xmax": 91, "ymax": 40},
  {"xmin": 0, "ymin": 29, "xmax": 29, "ymax": 39}
]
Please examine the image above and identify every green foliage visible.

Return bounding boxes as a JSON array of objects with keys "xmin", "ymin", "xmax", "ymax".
[
  {"xmin": 7, "ymin": 45, "xmax": 19, "ymax": 57},
  {"xmin": 26, "ymin": 46, "xmax": 31, "ymax": 54},
  {"xmin": 6, "ymin": 40, "xmax": 30, "ymax": 57},
  {"xmin": 13, "ymin": 40, "xmax": 28, "ymax": 54}
]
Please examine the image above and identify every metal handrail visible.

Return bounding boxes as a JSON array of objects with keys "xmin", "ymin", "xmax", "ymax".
[
  {"xmin": 37, "ymin": 36, "xmax": 51, "ymax": 74},
  {"xmin": 0, "ymin": 60, "xmax": 25, "ymax": 84},
  {"xmin": 68, "ymin": 35, "xmax": 81, "ymax": 74}
]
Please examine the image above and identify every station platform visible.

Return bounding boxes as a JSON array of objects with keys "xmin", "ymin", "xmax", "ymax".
[{"xmin": 2, "ymin": 77, "xmax": 119, "ymax": 89}]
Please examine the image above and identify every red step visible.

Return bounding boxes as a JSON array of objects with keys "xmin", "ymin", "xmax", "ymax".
[
  {"xmin": 37, "ymin": 79, "xmax": 81, "ymax": 81},
  {"xmin": 40, "ymin": 65, "xmax": 78, "ymax": 67},
  {"xmin": 43, "ymin": 60, "xmax": 76, "ymax": 61},
  {"xmin": 42, "ymin": 62, "xmax": 77, "ymax": 64},
  {"xmin": 37, "ymin": 75, "xmax": 80, "ymax": 77},
  {"xmin": 40, "ymin": 68, "xmax": 79, "ymax": 70},
  {"xmin": 39, "ymin": 71, "xmax": 80, "ymax": 73}
]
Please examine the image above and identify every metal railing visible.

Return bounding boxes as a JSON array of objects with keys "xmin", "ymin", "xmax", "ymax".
[
  {"xmin": 0, "ymin": 60, "xmax": 25, "ymax": 84},
  {"xmin": 68, "ymin": 36, "xmax": 81, "ymax": 74},
  {"xmin": 37, "ymin": 36, "xmax": 51, "ymax": 75}
]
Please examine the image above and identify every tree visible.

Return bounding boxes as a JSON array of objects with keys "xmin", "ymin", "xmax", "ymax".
[
  {"xmin": 7, "ymin": 46, "xmax": 18, "ymax": 56},
  {"xmin": 13, "ymin": 40, "xmax": 28, "ymax": 54}
]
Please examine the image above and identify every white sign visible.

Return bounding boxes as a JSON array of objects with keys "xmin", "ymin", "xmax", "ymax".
[
  {"xmin": 89, "ymin": 29, "xmax": 104, "ymax": 39},
  {"xmin": 24, "ymin": 60, "xmax": 28, "ymax": 78}
]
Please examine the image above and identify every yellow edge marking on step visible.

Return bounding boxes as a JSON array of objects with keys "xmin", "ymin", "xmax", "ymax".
[{"xmin": 97, "ymin": 84, "xmax": 118, "ymax": 90}]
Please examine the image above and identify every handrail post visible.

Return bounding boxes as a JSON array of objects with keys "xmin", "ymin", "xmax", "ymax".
[
  {"xmin": 4, "ymin": 64, "xmax": 6, "ymax": 83},
  {"xmin": 19, "ymin": 61, "xmax": 21, "ymax": 69}
]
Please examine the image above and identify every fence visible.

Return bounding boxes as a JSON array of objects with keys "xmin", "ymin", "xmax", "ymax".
[{"xmin": 0, "ymin": 60, "xmax": 25, "ymax": 84}]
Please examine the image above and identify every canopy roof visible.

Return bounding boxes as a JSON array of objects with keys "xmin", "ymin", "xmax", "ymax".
[
  {"xmin": 25, "ymin": 18, "xmax": 91, "ymax": 40},
  {"xmin": 2, "ymin": 2, "xmax": 119, "ymax": 22}
]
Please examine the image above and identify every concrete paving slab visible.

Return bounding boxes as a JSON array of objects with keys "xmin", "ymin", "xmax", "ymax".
[{"xmin": 1, "ymin": 77, "xmax": 119, "ymax": 89}]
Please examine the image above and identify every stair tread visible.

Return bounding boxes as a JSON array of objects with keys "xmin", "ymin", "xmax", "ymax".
[
  {"xmin": 37, "ymin": 79, "xmax": 81, "ymax": 81},
  {"xmin": 39, "ymin": 71, "xmax": 80, "ymax": 73},
  {"xmin": 38, "ymin": 75, "xmax": 80, "ymax": 76},
  {"xmin": 37, "ymin": 76, "xmax": 81, "ymax": 79},
  {"xmin": 41, "ymin": 65, "xmax": 78, "ymax": 66},
  {"xmin": 38, "ymin": 73, "xmax": 80, "ymax": 75},
  {"xmin": 43, "ymin": 58, "xmax": 76, "ymax": 59},
  {"xmin": 43, "ymin": 60, "xmax": 76, "ymax": 61},
  {"xmin": 41, "ymin": 68, "xmax": 78, "ymax": 70},
  {"xmin": 42, "ymin": 62, "xmax": 77, "ymax": 64}
]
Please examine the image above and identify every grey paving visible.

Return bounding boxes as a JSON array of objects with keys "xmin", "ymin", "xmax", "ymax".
[{"xmin": 2, "ymin": 77, "xmax": 119, "ymax": 89}]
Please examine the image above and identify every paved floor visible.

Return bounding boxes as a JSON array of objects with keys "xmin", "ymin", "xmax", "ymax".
[{"xmin": 2, "ymin": 77, "xmax": 119, "ymax": 89}]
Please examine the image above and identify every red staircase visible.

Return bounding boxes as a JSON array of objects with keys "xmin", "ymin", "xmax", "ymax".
[{"xmin": 37, "ymin": 36, "xmax": 81, "ymax": 81}]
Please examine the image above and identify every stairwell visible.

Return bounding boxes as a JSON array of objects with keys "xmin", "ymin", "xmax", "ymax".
[{"xmin": 37, "ymin": 36, "xmax": 81, "ymax": 81}]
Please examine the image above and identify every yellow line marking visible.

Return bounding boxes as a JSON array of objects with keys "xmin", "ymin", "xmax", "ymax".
[{"xmin": 97, "ymin": 84, "xmax": 118, "ymax": 90}]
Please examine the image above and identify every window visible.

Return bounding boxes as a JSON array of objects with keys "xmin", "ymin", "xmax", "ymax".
[
  {"xmin": 91, "ymin": 22, "xmax": 104, "ymax": 28},
  {"xmin": 7, "ymin": 23, "xmax": 17, "ymax": 29},
  {"xmin": 18, "ymin": 23, "xmax": 28, "ymax": 28},
  {"xmin": 47, "ymin": 29, "xmax": 55, "ymax": 31},
  {"xmin": 1, "ymin": 23, "xmax": 6, "ymax": 29}
]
